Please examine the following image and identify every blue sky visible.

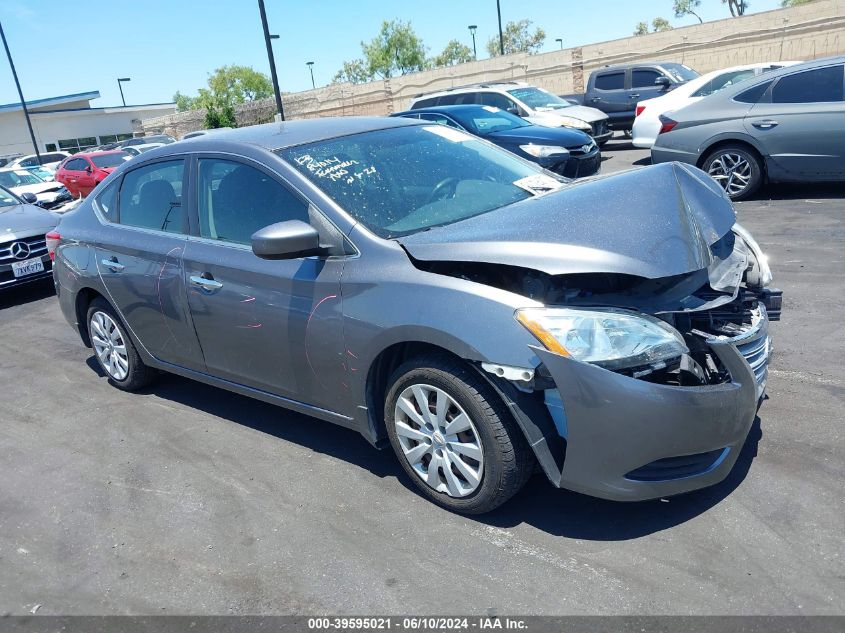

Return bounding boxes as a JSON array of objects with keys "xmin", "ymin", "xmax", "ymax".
[{"xmin": 0, "ymin": 0, "xmax": 784, "ymax": 107}]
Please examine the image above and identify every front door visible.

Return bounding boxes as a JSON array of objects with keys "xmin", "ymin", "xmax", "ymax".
[
  {"xmin": 630, "ymin": 68, "xmax": 667, "ymax": 106},
  {"xmin": 94, "ymin": 158, "xmax": 205, "ymax": 372},
  {"xmin": 745, "ymin": 63, "xmax": 845, "ymax": 179},
  {"xmin": 183, "ymin": 156, "xmax": 345, "ymax": 412},
  {"xmin": 76, "ymin": 157, "xmax": 98, "ymax": 196}
]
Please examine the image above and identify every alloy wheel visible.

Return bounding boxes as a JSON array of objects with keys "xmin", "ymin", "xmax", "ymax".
[
  {"xmin": 393, "ymin": 384, "xmax": 484, "ymax": 498},
  {"xmin": 707, "ymin": 152, "xmax": 752, "ymax": 197},
  {"xmin": 89, "ymin": 311, "xmax": 129, "ymax": 381}
]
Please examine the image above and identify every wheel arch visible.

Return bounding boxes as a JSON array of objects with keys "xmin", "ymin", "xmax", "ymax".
[
  {"xmin": 697, "ymin": 136, "xmax": 767, "ymax": 177},
  {"xmin": 74, "ymin": 286, "xmax": 107, "ymax": 347}
]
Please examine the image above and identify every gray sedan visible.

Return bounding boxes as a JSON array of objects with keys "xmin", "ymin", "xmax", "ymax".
[
  {"xmin": 51, "ymin": 118, "xmax": 779, "ymax": 513},
  {"xmin": 652, "ymin": 56, "xmax": 845, "ymax": 200}
]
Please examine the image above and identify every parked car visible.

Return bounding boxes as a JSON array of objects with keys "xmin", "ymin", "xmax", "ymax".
[
  {"xmin": 392, "ymin": 105, "xmax": 601, "ymax": 178},
  {"xmin": 55, "ymin": 150, "xmax": 132, "ymax": 198},
  {"xmin": 6, "ymin": 151, "xmax": 72, "ymax": 174},
  {"xmin": 409, "ymin": 82, "xmax": 612, "ymax": 146},
  {"xmin": 632, "ymin": 62, "xmax": 801, "ymax": 149},
  {"xmin": 0, "ymin": 168, "xmax": 72, "ymax": 209},
  {"xmin": 181, "ymin": 128, "xmax": 233, "ymax": 140},
  {"xmin": 563, "ymin": 62, "xmax": 700, "ymax": 134},
  {"xmin": 0, "ymin": 184, "xmax": 58, "ymax": 290},
  {"xmin": 122, "ymin": 143, "xmax": 166, "ymax": 157},
  {"xmin": 25, "ymin": 165, "xmax": 56, "ymax": 182},
  {"xmin": 118, "ymin": 134, "xmax": 177, "ymax": 148},
  {"xmin": 51, "ymin": 118, "xmax": 779, "ymax": 514},
  {"xmin": 652, "ymin": 56, "xmax": 845, "ymax": 200}
]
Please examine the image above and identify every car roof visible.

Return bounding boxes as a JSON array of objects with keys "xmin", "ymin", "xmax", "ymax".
[
  {"xmin": 175, "ymin": 116, "xmax": 421, "ymax": 151},
  {"xmin": 394, "ymin": 104, "xmax": 494, "ymax": 116},
  {"xmin": 412, "ymin": 82, "xmax": 530, "ymax": 100},
  {"xmin": 707, "ymin": 54, "xmax": 845, "ymax": 100}
]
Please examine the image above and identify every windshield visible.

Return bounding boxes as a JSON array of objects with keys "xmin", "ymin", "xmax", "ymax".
[
  {"xmin": 507, "ymin": 87, "xmax": 573, "ymax": 110},
  {"xmin": 0, "ymin": 170, "xmax": 42, "ymax": 187},
  {"xmin": 91, "ymin": 152, "xmax": 130, "ymax": 168},
  {"xmin": 455, "ymin": 107, "xmax": 532, "ymax": 135},
  {"xmin": 663, "ymin": 63, "xmax": 700, "ymax": 82},
  {"xmin": 279, "ymin": 124, "xmax": 562, "ymax": 238},
  {"xmin": 0, "ymin": 186, "xmax": 20, "ymax": 207}
]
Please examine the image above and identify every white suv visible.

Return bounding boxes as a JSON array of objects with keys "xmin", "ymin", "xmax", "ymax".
[{"xmin": 409, "ymin": 82, "xmax": 612, "ymax": 146}]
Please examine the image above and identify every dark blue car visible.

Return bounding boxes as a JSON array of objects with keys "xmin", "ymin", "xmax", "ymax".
[{"xmin": 392, "ymin": 104, "xmax": 601, "ymax": 179}]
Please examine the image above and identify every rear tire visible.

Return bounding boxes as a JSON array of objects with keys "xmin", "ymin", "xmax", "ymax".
[
  {"xmin": 86, "ymin": 298, "xmax": 156, "ymax": 391},
  {"xmin": 702, "ymin": 144, "xmax": 763, "ymax": 201},
  {"xmin": 385, "ymin": 354, "xmax": 534, "ymax": 514}
]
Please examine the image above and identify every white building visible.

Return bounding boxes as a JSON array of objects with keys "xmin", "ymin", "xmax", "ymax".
[{"xmin": 0, "ymin": 90, "xmax": 176, "ymax": 158}]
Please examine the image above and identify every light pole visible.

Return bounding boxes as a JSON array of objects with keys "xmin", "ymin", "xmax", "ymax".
[
  {"xmin": 555, "ymin": 38, "xmax": 563, "ymax": 50},
  {"xmin": 0, "ymin": 20, "xmax": 42, "ymax": 164},
  {"xmin": 306, "ymin": 61, "xmax": 315, "ymax": 89},
  {"xmin": 257, "ymin": 0, "xmax": 284, "ymax": 120},
  {"xmin": 117, "ymin": 77, "xmax": 131, "ymax": 106},
  {"xmin": 468, "ymin": 25, "xmax": 477, "ymax": 60},
  {"xmin": 496, "ymin": 0, "xmax": 504, "ymax": 56}
]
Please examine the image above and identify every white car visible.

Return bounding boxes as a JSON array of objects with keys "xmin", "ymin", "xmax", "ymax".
[
  {"xmin": 6, "ymin": 151, "xmax": 71, "ymax": 175},
  {"xmin": 122, "ymin": 142, "xmax": 165, "ymax": 157},
  {"xmin": 632, "ymin": 62, "xmax": 802, "ymax": 149},
  {"xmin": 0, "ymin": 168, "xmax": 72, "ymax": 210}
]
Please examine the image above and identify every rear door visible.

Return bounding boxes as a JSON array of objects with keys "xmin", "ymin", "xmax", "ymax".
[
  {"xmin": 746, "ymin": 63, "xmax": 845, "ymax": 179},
  {"xmin": 93, "ymin": 157, "xmax": 206, "ymax": 371},
  {"xmin": 182, "ymin": 155, "xmax": 345, "ymax": 410}
]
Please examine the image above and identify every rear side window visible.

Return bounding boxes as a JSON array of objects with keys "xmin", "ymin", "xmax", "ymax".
[
  {"xmin": 118, "ymin": 160, "xmax": 185, "ymax": 234},
  {"xmin": 693, "ymin": 70, "xmax": 757, "ymax": 98},
  {"xmin": 477, "ymin": 92, "xmax": 514, "ymax": 110},
  {"xmin": 771, "ymin": 65, "xmax": 844, "ymax": 103},
  {"xmin": 94, "ymin": 179, "xmax": 119, "ymax": 222},
  {"xmin": 734, "ymin": 81, "xmax": 772, "ymax": 104},
  {"xmin": 594, "ymin": 72, "xmax": 624, "ymax": 91},
  {"xmin": 632, "ymin": 69, "xmax": 662, "ymax": 88},
  {"xmin": 197, "ymin": 158, "xmax": 309, "ymax": 245}
]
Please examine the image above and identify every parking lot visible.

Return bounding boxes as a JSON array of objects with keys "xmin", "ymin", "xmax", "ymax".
[{"xmin": 1, "ymin": 137, "xmax": 843, "ymax": 615}]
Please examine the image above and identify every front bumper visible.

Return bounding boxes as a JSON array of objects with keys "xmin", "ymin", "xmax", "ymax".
[
  {"xmin": 543, "ymin": 149, "xmax": 601, "ymax": 179},
  {"xmin": 530, "ymin": 312, "xmax": 768, "ymax": 501}
]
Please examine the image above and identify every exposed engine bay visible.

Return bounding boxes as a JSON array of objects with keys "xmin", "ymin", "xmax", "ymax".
[{"xmin": 411, "ymin": 226, "xmax": 782, "ymax": 388}]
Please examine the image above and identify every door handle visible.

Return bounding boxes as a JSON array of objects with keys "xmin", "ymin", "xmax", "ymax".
[
  {"xmin": 628, "ymin": 93, "xmax": 640, "ymax": 98},
  {"xmin": 190, "ymin": 274, "xmax": 223, "ymax": 292},
  {"xmin": 752, "ymin": 119, "xmax": 779, "ymax": 130},
  {"xmin": 590, "ymin": 97, "xmax": 602, "ymax": 103},
  {"xmin": 100, "ymin": 257, "xmax": 124, "ymax": 272}
]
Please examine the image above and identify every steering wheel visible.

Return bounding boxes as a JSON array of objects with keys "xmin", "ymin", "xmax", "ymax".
[{"xmin": 427, "ymin": 177, "xmax": 460, "ymax": 204}]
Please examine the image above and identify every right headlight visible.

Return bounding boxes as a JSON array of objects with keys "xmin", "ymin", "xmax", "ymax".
[
  {"xmin": 555, "ymin": 116, "xmax": 592, "ymax": 132},
  {"xmin": 519, "ymin": 144, "xmax": 570, "ymax": 158},
  {"xmin": 516, "ymin": 307, "xmax": 688, "ymax": 370},
  {"xmin": 733, "ymin": 223, "xmax": 772, "ymax": 287}
]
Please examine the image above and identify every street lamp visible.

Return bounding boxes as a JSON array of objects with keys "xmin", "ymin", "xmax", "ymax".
[
  {"xmin": 306, "ymin": 61, "xmax": 315, "ymax": 89},
  {"xmin": 555, "ymin": 38, "xmax": 563, "ymax": 50},
  {"xmin": 117, "ymin": 77, "xmax": 131, "ymax": 107},
  {"xmin": 468, "ymin": 25, "xmax": 478, "ymax": 60},
  {"xmin": 496, "ymin": 0, "xmax": 504, "ymax": 56},
  {"xmin": 257, "ymin": 0, "xmax": 284, "ymax": 120}
]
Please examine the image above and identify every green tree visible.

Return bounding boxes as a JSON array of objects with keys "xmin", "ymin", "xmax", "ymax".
[
  {"xmin": 722, "ymin": 0, "xmax": 748, "ymax": 16},
  {"xmin": 332, "ymin": 20, "xmax": 428, "ymax": 84},
  {"xmin": 173, "ymin": 65, "xmax": 272, "ymax": 113},
  {"xmin": 652, "ymin": 17, "xmax": 673, "ymax": 31},
  {"xmin": 634, "ymin": 21, "xmax": 649, "ymax": 36},
  {"xmin": 673, "ymin": 0, "xmax": 703, "ymax": 23},
  {"xmin": 204, "ymin": 103, "xmax": 236, "ymax": 129},
  {"xmin": 486, "ymin": 19, "xmax": 546, "ymax": 57},
  {"xmin": 431, "ymin": 39, "xmax": 474, "ymax": 68}
]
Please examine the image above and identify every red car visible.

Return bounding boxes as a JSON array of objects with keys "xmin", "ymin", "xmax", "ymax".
[{"xmin": 55, "ymin": 150, "xmax": 130, "ymax": 198}]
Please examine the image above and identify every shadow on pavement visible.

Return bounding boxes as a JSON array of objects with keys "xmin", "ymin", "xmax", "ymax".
[
  {"xmin": 86, "ymin": 359, "xmax": 764, "ymax": 541},
  {"xmin": 0, "ymin": 278, "xmax": 55, "ymax": 310}
]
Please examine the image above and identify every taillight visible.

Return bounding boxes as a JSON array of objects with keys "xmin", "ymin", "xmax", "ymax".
[
  {"xmin": 658, "ymin": 116, "xmax": 678, "ymax": 135},
  {"xmin": 635, "ymin": 105, "xmax": 645, "ymax": 117},
  {"xmin": 45, "ymin": 230, "xmax": 60, "ymax": 261}
]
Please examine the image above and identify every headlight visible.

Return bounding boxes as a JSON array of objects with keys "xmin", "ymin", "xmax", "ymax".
[
  {"xmin": 516, "ymin": 307, "xmax": 688, "ymax": 370},
  {"xmin": 556, "ymin": 116, "xmax": 591, "ymax": 131},
  {"xmin": 519, "ymin": 144, "xmax": 570, "ymax": 158},
  {"xmin": 733, "ymin": 223, "xmax": 772, "ymax": 287}
]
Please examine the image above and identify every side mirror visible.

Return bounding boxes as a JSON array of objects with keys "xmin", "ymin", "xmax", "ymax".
[
  {"xmin": 654, "ymin": 76, "xmax": 672, "ymax": 89},
  {"xmin": 20, "ymin": 192, "xmax": 38, "ymax": 204},
  {"xmin": 85, "ymin": 166, "xmax": 92, "ymax": 173},
  {"xmin": 506, "ymin": 105, "xmax": 521, "ymax": 116},
  {"xmin": 251, "ymin": 220, "xmax": 325, "ymax": 260}
]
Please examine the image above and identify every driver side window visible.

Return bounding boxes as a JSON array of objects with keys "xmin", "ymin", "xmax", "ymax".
[{"xmin": 197, "ymin": 158, "xmax": 309, "ymax": 245}]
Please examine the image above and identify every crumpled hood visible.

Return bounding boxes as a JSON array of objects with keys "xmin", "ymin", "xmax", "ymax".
[
  {"xmin": 529, "ymin": 104, "xmax": 608, "ymax": 124},
  {"xmin": 10, "ymin": 182, "xmax": 64, "ymax": 198},
  {"xmin": 398, "ymin": 162, "xmax": 736, "ymax": 279},
  {"xmin": 0, "ymin": 203, "xmax": 58, "ymax": 238}
]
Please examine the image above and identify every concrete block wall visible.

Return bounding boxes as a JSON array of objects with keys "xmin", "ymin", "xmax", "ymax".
[{"xmin": 142, "ymin": 0, "xmax": 844, "ymax": 138}]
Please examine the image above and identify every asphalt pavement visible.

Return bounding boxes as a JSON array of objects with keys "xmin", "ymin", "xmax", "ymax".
[{"xmin": 0, "ymin": 136, "xmax": 843, "ymax": 615}]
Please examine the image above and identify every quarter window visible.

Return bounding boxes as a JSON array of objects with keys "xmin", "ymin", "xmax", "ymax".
[
  {"xmin": 594, "ymin": 72, "xmax": 624, "ymax": 91},
  {"xmin": 118, "ymin": 160, "xmax": 185, "ymax": 233},
  {"xmin": 771, "ymin": 65, "xmax": 844, "ymax": 103},
  {"xmin": 735, "ymin": 80, "xmax": 772, "ymax": 104},
  {"xmin": 197, "ymin": 159, "xmax": 309, "ymax": 245},
  {"xmin": 95, "ymin": 179, "xmax": 120, "ymax": 222}
]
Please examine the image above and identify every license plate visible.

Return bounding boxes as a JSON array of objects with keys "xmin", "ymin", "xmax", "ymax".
[{"xmin": 11, "ymin": 257, "xmax": 45, "ymax": 278}]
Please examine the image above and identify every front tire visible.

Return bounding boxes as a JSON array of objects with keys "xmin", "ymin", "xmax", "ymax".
[
  {"xmin": 87, "ymin": 298, "xmax": 156, "ymax": 391},
  {"xmin": 385, "ymin": 355, "xmax": 534, "ymax": 514},
  {"xmin": 703, "ymin": 144, "xmax": 763, "ymax": 201}
]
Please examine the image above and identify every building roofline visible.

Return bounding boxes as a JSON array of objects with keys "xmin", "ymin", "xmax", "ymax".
[
  {"xmin": 0, "ymin": 90, "xmax": 101, "ymax": 113},
  {"xmin": 29, "ymin": 102, "xmax": 177, "ymax": 116}
]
